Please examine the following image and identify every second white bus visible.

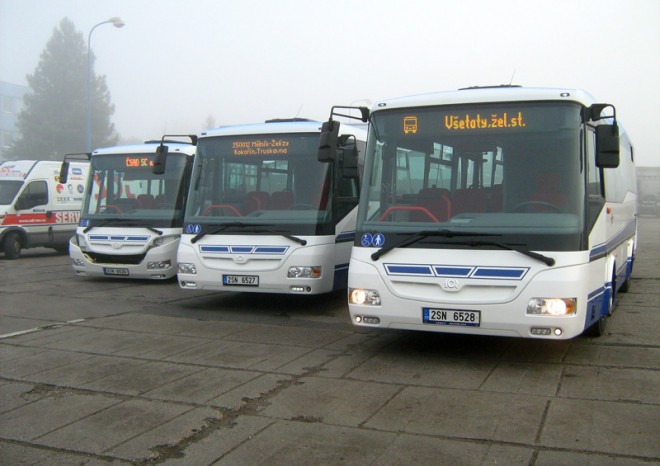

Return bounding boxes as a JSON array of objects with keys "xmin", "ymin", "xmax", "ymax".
[{"xmin": 177, "ymin": 118, "xmax": 367, "ymax": 294}]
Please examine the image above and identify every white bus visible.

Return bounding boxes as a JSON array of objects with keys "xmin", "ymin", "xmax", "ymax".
[
  {"xmin": 177, "ymin": 118, "xmax": 367, "ymax": 294},
  {"xmin": 325, "ymin": 86, "xmax": 636, "ymax": 339},
  {"xmin": 65, "ymin": 139, "xmax": 196, "ymax": 279}
]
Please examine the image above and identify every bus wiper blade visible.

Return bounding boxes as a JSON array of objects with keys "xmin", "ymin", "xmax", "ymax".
[
  {"xmin": 191, "ymin": 222, "xmax": 275, "ymax": 244},
  {"xmin": 146, "ymin": 227, "xmax": 163, "ymax": 236},
  {"xmin": 468, "ymin": 241, "xmax": 556, "ymax": 266},
  {"xmin": 254, "ymin": 229, "xmax": 307, "ymax": 246},
  {"xmin": 371, "ymin": 229, "xmax": 501, "ymax": 261},
  {"xmin": 83, "ymin": 218, "xmax": 123, "ymax": 233}
]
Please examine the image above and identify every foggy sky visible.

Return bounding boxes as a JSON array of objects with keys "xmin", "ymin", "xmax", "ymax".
[{"xmin": 1, "ymin": 0, "xmax": 658, "ymax": 166}]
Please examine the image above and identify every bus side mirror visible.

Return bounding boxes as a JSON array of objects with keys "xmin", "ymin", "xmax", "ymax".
[
  {"xmin": 318, "ymin": 120, "xmax": 340, "ymax": 162},
  {"xmin": 59, "ymin": 161, "xmax": 69, "ymax": 183},
  {"xmin": 153, "ymin": 144, "xmax": 169, "ymax": 174},
  {"xmin": 595, "ymin": 124, "xmax": 620, "ymax": 168},
  {"xmin": 339, "ymin": 135, "xmax": 359, "ymax": 178}
]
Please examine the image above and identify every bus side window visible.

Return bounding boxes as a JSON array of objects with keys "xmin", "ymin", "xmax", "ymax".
[{"xmin": 586, "ymin": 127, "xmax": 604, "ymax": 229}]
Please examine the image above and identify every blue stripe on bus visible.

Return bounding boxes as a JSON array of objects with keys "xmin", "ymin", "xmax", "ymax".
[
  {"xmin": 589, "ymin": 218, "xmax": 636, "ymax": 262},
  {"xmin": 471, "ymin": 267, "xmax": 528, "ymax": 279},
  {"xmin": 433, "ymin": 266, "xmax": 473, "ymax": 277},
  {"xmin": 199, "ymin": 245, "xmax": 289, "ymax": 254},
  {"xmin": 336, "ymin": 231, "xmax": 356, "ymax": 243},
  {"xmin": 385, "ymin": 264, "xmax": 434, "ymax": 276}
]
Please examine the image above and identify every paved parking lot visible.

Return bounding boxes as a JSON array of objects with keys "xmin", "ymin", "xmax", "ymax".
[{"xmin": 1, "ymin": 217, "xmax": 659, "ymax": 465}]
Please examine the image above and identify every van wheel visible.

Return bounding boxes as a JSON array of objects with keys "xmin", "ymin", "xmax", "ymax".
[{"xmin": 3, "ymin": 232, "xmax": 22, "ymax": 260}]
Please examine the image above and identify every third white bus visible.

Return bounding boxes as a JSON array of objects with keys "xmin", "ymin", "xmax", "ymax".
[{"xmin": 325, "ymin": 86, "xmax": 636, "ymax": 339}]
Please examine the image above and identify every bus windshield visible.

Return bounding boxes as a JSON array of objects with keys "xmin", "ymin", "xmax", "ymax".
[
  {"xmin": 185, "ymin": 133, "xmax": 342, "ymax": 236},
  {"xmin": 82, "ymin": 152, "xmax": 189, "ymax": 228},
  {"xmin": 360, "ymin": 102, "xmax": 586, "ymax": 251}
]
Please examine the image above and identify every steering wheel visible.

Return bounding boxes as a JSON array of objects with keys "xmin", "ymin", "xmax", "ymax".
[
  {"xmin": 290, "ymin": 203, "xmax": 317, "ymax": 210},
  {"xmin": 102, "ymin": 204, "xmax": 123, "ymax": 214},
  {"xmin": 201, "ymin": 204, "xmax": 242, "ymax": 216},
  {"xmin": 512, "ymin": 201, "xmax": 562, "ymax": 213},
  {"xmin": 379, "ymin": 206, "xmax": 439, "ymax": 222}
]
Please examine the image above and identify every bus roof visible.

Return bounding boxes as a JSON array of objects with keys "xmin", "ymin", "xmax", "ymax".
[
  {"xmin": 371, "ymin": 86, "xmax": 600, "ymax": 112},
  {"xmin": 92, "ymin": 142, "xmax": 196, "ymax": 156},
  {"xmin": 200, "ymin": 119, "xmax": 367, "ymax": 140}
]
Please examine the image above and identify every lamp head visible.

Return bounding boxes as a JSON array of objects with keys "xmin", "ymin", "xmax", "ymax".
[{"xmin": 109, "ymin": 17, "xmax": 125, "ymax": 28}]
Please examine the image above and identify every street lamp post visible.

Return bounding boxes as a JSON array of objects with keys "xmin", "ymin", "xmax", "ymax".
[{"xmin": 86, "ymin": 17, "xmax": 124, "ymax": 152}]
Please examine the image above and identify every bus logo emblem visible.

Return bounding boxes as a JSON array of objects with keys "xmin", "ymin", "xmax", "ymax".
[{"xmin": 442, "ymin": 279, "xmax": 459, "ymax": 290}]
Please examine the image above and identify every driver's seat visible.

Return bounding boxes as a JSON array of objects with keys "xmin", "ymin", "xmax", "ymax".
[{"xmin": 529, "ymin": 173, "xmax": 568, "ymax": 212}]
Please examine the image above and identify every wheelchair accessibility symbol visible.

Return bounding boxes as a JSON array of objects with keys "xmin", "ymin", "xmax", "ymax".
[{"xmin": 361, "ymin": 233, "xmax": 385, "ymax": 247}]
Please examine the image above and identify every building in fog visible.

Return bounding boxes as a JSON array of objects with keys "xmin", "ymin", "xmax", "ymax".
[{"xmin": 0, "ymin": 81, "xmax": 27, "ymax": 161}]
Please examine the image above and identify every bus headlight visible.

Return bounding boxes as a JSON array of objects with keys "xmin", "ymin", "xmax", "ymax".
[
  {"xmin": 178, "ymin": 263, "xmax": 197, "ymax": 274},
  {"xmin": 147, "ymin": 260, "xmax": 171, "ymax": 270},
  {"xmin": 349, "ymin": 288, "xmax": 381, "ymax": 306},
  {"xmin": 287, "ymin": 266, "xmax": 321, "ymax": 278},
  {"xmin": 527, "ymin": 298, "xmax": 576, "ymax": 316}
]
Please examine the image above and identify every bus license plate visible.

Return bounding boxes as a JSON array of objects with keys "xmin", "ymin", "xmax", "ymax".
[
  {"xmin": 104, "ymin": 267, "xmax": 129, "ymax": 276},
  {"xmin": 423, "ymin": 308, "xmax": 480, "ymax": 327},
  {"xmin": 223, "ymin": 275, "xmax": 259, "ymax": 286}
]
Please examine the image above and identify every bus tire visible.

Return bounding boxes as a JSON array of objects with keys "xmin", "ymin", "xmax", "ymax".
[{"xmin": 3, "ymin": 232, "xmax": 22, "ymax": 260}]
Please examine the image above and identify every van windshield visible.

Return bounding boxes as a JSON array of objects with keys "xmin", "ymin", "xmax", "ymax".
[{"xmin": 0, "ymin": 180, "xmax": 23, "ymax": 205}]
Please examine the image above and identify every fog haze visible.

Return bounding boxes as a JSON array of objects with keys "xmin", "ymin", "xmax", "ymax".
[{"xmin": 1, "ymin": 0, "xmax": 658, "ymax": 166}]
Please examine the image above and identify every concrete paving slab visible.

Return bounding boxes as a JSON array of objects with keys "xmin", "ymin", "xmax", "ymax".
[
  {"xmin": 0, "ymin": 324, "xmax": 92, "ymax": 344},
  {"xmin": 143, "ymin": 367, "xmax": 262, "ymax": 404},
  {"xmin": 227, "ymin": 323, "xmax": 351, "ymax": 347},
  {"xmin": 0, "ymin": 348, "xmax": 94, "ymax": 379},
  {"xmin": 0, "ymin": 388, "xmax": 121, "ymax": 441},
  {"xmin": 539, "ymin": 398, "xmax": 660, "ymax": 459},
  {"xmin": 112, "ymin": 334, "xmax": 213, "ymax": 359},
  {"xmin": 36, "ymin": 399, "xmax": 192, "ymax": 455},
  {"xmin": 0, "ymin": 381, "xmax": 46, "ymax": 413},
  {"xmin": 371, "ymin": 433, "xmax": 534, "ymax": 466},
  {"xmin": 81, "ymin": 361, "xmax": 202, "ymax": 396},
  {"xmin": 346, "ymin": 351, "xmax": 496, "ymax": 389},
  {"xmin": 165, "ymin": 339, "xmax": 313, "ymax": 372},
  {"xmin": 208, "ymin": 373, "xmax": 292, "ymax": 410},
  {"xmin": 24, "ymin": 354, "xmax": 149, "ymax": 388},
  {"xmin": 262, "ymin": 376, "xmax": 402, "ymax": 427},
  {"xmin": 28, "ymin": 328, "xmax": 164, "ymax": 354},
  {"xmin": 159, "ymin": 415, "xmax": 274, "ymax": 466},
  {"xmin": 365, "ymin": 386, "xmax": 547, "ymax": 444},
  {"xmin": 479, "ymin": 361, "xmax": 563, "ymax": 395},
  {"xmin": 564, "ymin": 342, "xmax": 660, "ymax": 369},
  {"xmin": 558, "ymin": 365, "xmax": 660, "ymax": 404},
  {"xmin": 0, "ymin": 344, "xmax": 46, "ymax": 363},
  {"xmin": 273, "ymin": 348, "xmax": 343, "ymax": 375},
  {"xmin": 535, "ymin": 450, "xmax": 653, "ymax": 465},
  {"xmin": 213, "ymin": 419, "xmax": 398, "ymax": 465},
  {"xmin": 0, "ymin": 440, "xmax": 131, "ymax": 465},
  {"xmin": 0, "ymin": 315, "xmax": 59, "ymax": 336},
  {"xmin": 107, "ymin": 406, "xmax": 220, "ymax": 462}
]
